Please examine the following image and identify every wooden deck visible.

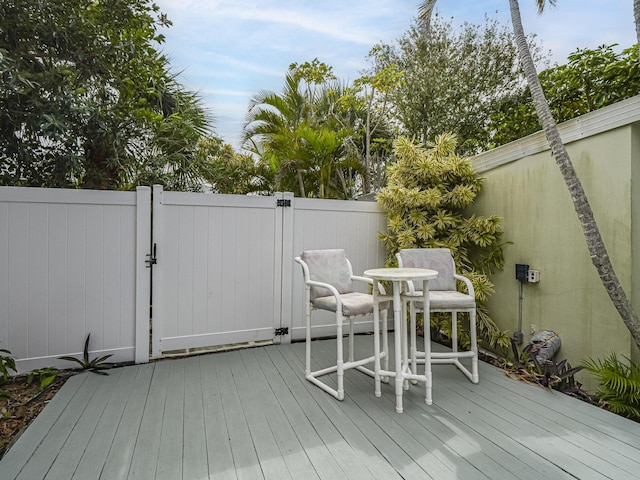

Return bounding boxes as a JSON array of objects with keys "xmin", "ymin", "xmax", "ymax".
[{"xmin": 1, "ymin": 334, "xmax": 639, "ymax": 480}]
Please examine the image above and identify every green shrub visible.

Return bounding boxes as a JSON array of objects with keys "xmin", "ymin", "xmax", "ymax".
[
  {"xmin": 59, "ymin": 334, "xmax": 113, "ymax": 375},
  {"xmin": 582, "ymin": 353, "xmax": 640, "ymax": 422},
  {"xmin": 0, "ymin": 349, "xmax": 16, "ymax": 383},
  {"xmin": 377, "ymin": 134, "xmax": 509, "ymax": 352}
]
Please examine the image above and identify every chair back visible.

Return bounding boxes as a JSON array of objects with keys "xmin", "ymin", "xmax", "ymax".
[
  {"xmin": 299, "ymin": 249, "xmax": 353, "ymax": 300},
  {"xmin": 397, "ymin": 248, "xmax": 456, "ymax": 291}
]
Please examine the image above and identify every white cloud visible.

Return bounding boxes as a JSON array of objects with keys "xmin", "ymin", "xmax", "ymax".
[{"xmin": 155, "ymin": 0, "xmax": 637, "ymax": 149}]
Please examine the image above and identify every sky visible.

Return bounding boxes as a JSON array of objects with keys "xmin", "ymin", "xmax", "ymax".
[{"xmin": 153, "ymin": 0, "xmax": 637, "ymax": 149}]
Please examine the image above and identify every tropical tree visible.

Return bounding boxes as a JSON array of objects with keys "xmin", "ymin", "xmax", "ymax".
[
  {"xmin": 387, "ymin": 10, "xmax": 542, "ymax": 156},
  {"xmin": 0, "ymin": 0, "xmax": 214, "ymax": 190},
  {"xmin": 243, "ymin": 62, "xmax": 363, "ymax": 199},
  {"xmin": 339, "ymin": 46, "xmax": 405, "ymax": 193},
  {"xmin": 491, "ymin": 44, "xmax": 640, "ymax": 146},
  {"xmin": 635, "ymin": 0, "xmax": 640, "ymax": 47},
  {"xmin": 243, "ymin": 71, "xmax": 309, "ymax": 195},
  {"xmin": 199, "ymin": 139, "xmax": 271, "ymax": 195},
  {"xmin": 377, "ymin": 134, "xmax": 509, "ymax": 351}
]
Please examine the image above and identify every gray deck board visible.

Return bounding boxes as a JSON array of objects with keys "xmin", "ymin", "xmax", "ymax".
[
  {"xmin": 1, "ymin": 335, "xmax": 639, "ymax": 480},
  {"xmin": 441, "ymin": 369, "xmax": 639, "ymax": 479},
  {"xmin": 254, "ymin": 347, "xmax": 353, "ymax": 480},
  {"xmin": 72, "ymin": 365, "xmax": 141, "ymax": 480},
  {"xmin": 199, "ymin": 354, "xmax": 237, "ymax": 480},
  {"xmin": 183, "ymin": 357, "xmax": 210, "ymax": 480}
]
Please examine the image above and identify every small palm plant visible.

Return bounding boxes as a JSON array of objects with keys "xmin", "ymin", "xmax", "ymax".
[
  {"xmin": 582, "ymin": 353, "xmax": 640, "ymax": 422},
  {"xmin": 59, "ymin": 334, "xmax": 113, "ymax": 375}
]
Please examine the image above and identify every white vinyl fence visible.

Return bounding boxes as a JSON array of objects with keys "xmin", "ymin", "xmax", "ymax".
[
  {"xmin": 0, "ymin": 185, "xmax": 387, "ymax": 372},
  {"xmin": 0, "ymin": 186, "xmax": 151, "ymax": 373}
]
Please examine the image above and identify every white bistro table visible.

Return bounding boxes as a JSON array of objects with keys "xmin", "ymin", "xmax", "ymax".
[{"xmin": 364, "ymin": 267, "xmax": 438, "ymax": 413}]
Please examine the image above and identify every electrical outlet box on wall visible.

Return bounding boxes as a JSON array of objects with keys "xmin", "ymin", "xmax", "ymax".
[{"xmin": 527, "ymin": 270, "xmax": 540, "ymax": 283}]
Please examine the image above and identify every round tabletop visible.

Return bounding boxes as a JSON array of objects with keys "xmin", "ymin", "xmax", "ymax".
[{"xmin": 363, "ymin": 267, "xmax": 438, "ymax": 281}]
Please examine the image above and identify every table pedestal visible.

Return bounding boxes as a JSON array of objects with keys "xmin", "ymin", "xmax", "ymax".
[{"xmin": 365, "ymin": 268, "xmax": 438, "ymax": 413}]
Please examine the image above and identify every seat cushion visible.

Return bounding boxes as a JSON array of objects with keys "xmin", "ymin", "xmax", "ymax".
[
  {"xmin": 312, "ymin": 292, "xmax": 389, "ymax": 317},
  {"xmin": 409, "ymin": 290, "xmax": 475, "ymax": 310}
]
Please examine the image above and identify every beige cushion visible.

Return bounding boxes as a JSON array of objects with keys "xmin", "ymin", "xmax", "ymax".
[
  {"xmin": 398, "ymin": 248, "xmax": 456, "ymax": 291},
  {"xmin": 300, "ymin": 249, "xmax": 353, "ymax": 300},
  {"xmin": 313, "ymin": 292, "xmax": 389, "ymax": 316},
  {"xmin": 409, "ymin": 290, "xmax": 475, "ymax": 310}
]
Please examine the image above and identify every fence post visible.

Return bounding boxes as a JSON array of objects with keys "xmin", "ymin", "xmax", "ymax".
[
  {"xmin": 150, "ymin": 185, "xmax": 164, "ymax": 358},
  {"xmin": 135, "ymin": 186, "xmax": 152, "ymax": 364},
  {"xmin": 276, "ymin": 192, "xmax": 295, "ymax": 344}
]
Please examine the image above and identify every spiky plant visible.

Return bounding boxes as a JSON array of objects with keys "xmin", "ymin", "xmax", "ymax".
[
  {"xmin": 377, "ymin": 134, "xmax": 509, "ymax": 352},
  {"xmin": 582, "ymin": 353, "xmax": 640, "ymax": 422}
]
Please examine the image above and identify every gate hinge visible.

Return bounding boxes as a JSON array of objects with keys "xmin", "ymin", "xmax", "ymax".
[
  {"xmin": 145, "ymin": 243, "xmax": 158, "ymax": 268},
  {"xmin": 274, "ymin": 327, "xmax": 289, "ymax": 336},
  {"xmin": 276, "ymin": 199, "xmax": 291, "ymax": 207}
]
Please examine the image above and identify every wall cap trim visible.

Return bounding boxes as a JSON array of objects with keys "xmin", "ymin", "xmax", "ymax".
[{"xmin": 472, "ymin": 95, "xmax": 640, "ymax": 173}]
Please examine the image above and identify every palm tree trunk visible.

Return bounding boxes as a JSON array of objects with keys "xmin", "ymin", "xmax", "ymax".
[
  {"xmin": 363, "ymin": 87, "xmax": 373, "ymax": 194},
  {"xmin": 509, "ymin": 0, "xmax": 640, "ymax": 349},
  {"xmin": 296, "ymin": 169, "xmax": 306, "ymax": 198},
  {"xmin": 635, "ymin": 0, "xmax": 640, "ymax": 47}
]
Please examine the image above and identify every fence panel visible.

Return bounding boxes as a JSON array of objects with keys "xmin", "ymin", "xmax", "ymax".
[
  {"xmin": 0, "ymin": 185, "xmax": 387, "ymax": 368},
  {"xmin": 285, "ymin": 198, "xmax": 388, "ymax": 341},
  {"xmin": 0, "ymin": 187, "xmax": 150, "ymax": 373}
]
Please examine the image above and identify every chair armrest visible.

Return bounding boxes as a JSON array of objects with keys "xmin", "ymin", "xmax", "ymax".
[
  {"xmin": 305, "ymin": 279, "xmax": 342, "ymax": 299},
  {"xmin": 351, "ymin": 275, "xmax": 372, "ymax": 285},
  {"xmin": 403, "ymin": 280, "xmax": 418, "ymax": 294},
  {"xmin": 454, "ymin": 273, "xmax": 475, "ymax": 298},
  {"xmin": 352, "ymin": 275, "xmax": 387, "ymax": 296}
]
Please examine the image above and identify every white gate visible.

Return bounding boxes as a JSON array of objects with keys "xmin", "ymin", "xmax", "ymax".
[
  {"xmin": 150, "ymin": 186, "xmax": 387, "ymax": 357},
  {"xmin": 150, "ymin": 187, "xmax": 294, "ymax": 357}
]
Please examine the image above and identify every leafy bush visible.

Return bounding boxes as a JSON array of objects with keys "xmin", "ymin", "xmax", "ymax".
[
  {"xmin": 582, "ymin": 353, "xmax": 640, "ymax": 422},
  {"xmin": 25, "ymin": 367, "xmax": 61, "ymax": 391},
  {"xmin": 509, "ymin": 338, "xmax": 583, "ymax": 393},
  {"xmin": 491, "ymin": 44, "xmax": 640, "ymax": 147},
  {"xmin": 377, "ymin": 134, "xmax": 510, "ymax": 352},
  {"xmin": 0, "ymin": 349, "xmax": 16, "ymax": 383}
]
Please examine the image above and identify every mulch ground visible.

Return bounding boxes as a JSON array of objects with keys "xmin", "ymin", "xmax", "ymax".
[{"xmin": 0, "ymin": 373, "xmax": 71, "ymax": 458}]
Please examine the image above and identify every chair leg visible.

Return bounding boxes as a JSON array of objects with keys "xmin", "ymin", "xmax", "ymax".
[
  {"xmin": 348, "ymin": 316, "xmax": 355, "ymax": 363},
  {"xmin": 336, "ymin": 313, "xmax": 345, "ymax": 401},
  {"xmin": 373, "ymin": 297, "xmax": 382, "ymax": 397},
  {"xmin": 470, "ymin": 308, "xmax": 479, "ymax": 383},
  {"xmin": 305, "ymin": 301, "xmax": 312, "ymax": 378},
  {"xmin": 451, "ymin": 311, "xmax": 458, "ymax": 354},
  {"xmin": 410, "ymin": 301, "xmax": 417, "ymax": 378}
]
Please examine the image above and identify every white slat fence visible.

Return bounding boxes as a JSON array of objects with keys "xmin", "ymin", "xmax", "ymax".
[
  {"xmin": 0, "ymin": 186, "xmax": 151, "ymax": 373},
  {"xmin": 0, "ymin": 185, "xmax": 387, "ymax": 371}
]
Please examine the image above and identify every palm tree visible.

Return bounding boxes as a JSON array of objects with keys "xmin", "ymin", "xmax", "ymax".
[
  {"xmin": 508, "ymin": 0, "xmax": 640, "ymax": 349},
  {"xmin": 419, "ymin": 0, "xmax": 640, "ymax": 349},
  {"xmin": 243, "ymin": 72, "xmax": 310, "ymax": 195},
  {"xmin": 243, "ymin": 70, "xmax": 358, "ymax": 199}
]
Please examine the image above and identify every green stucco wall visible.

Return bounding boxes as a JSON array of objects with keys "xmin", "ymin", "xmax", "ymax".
[
  {"xmin": 470, "ymin": 125, "xmax": 636, "ymax": 388},
  {"xmin": 632, "ymin": 123, "xmax": 640, "ymax": 363}
]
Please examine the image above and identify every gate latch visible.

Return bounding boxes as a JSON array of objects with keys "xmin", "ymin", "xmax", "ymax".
[{"xmin": 145, "ymin": 243, "xmax": 158, "ymax": 268}]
